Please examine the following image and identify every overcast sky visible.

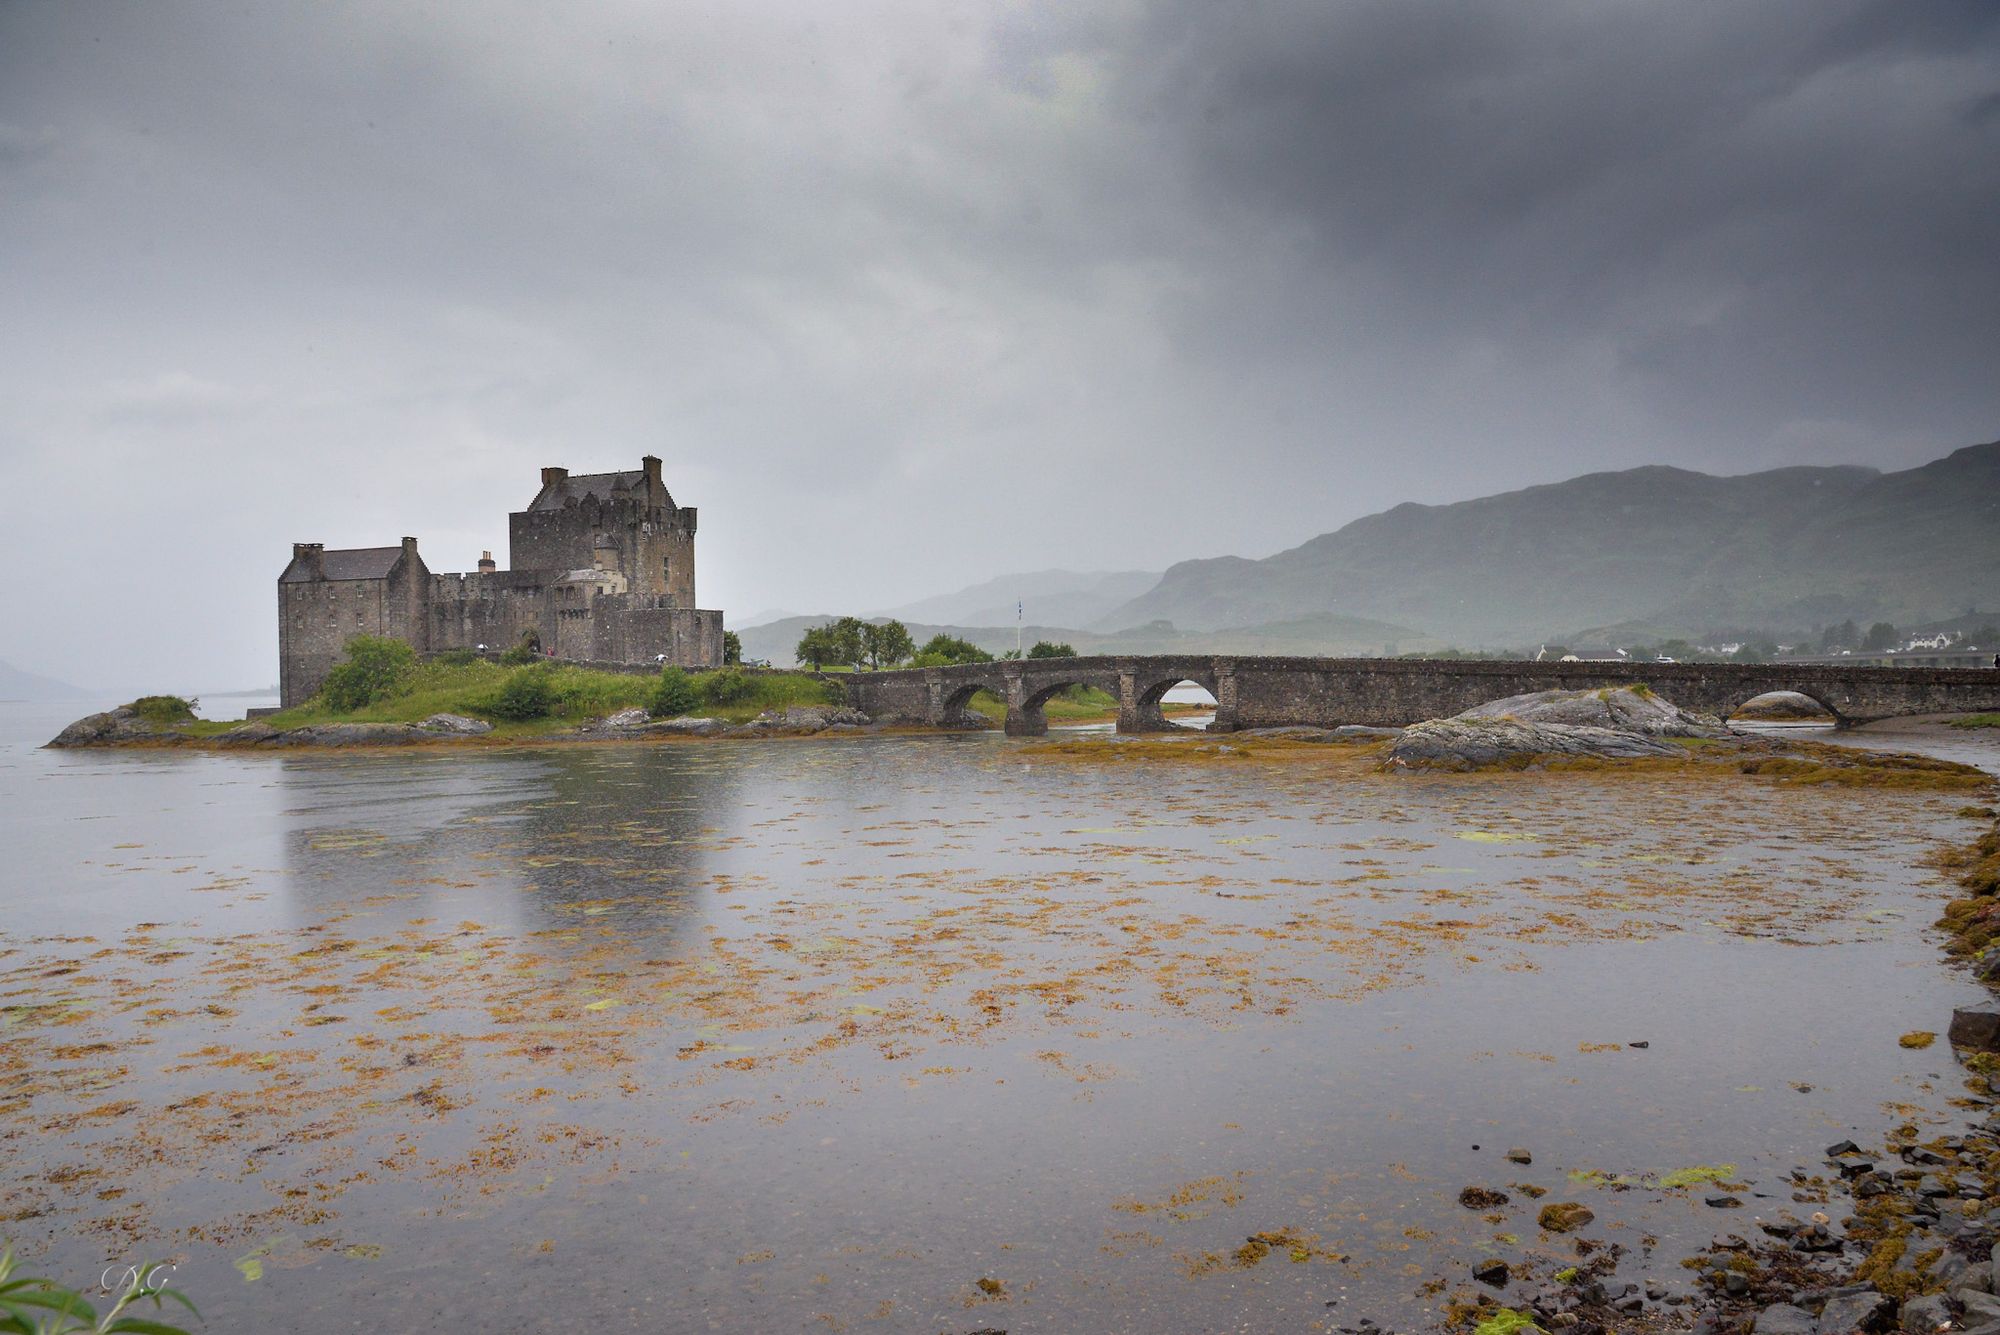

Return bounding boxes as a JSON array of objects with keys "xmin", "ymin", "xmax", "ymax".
[{"xmin": 3, "ymin": 1, "xmax": 1996, "ymax": 691}]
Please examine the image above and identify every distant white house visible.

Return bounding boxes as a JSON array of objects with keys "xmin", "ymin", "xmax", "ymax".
[{"xmin": 1904, "ymin": 632, "xmax": 1957, "ymax": 651}]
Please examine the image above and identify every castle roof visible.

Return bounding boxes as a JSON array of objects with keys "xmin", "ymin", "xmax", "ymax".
[
  {"xmin": 281, "ymin": 546, "xmax": 403, "ymax": 582},
  {"xmin": 528, "ymin": 469, "xmax": 653, "ymax": 512}
]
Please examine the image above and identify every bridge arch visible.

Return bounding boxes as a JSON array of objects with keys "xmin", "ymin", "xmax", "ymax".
[
  {"xmin": 1130, "ymin": 671, "xmax": 1220, "ymax": 732},
  {"xmin": 934, "ymin": 675, "xmax": 1006, "ymax": 729},
  {"xmin": 1006, "ymin": 669, "xmax": 1124, "ymax": 737},
  {"xmin": 1722, "ymin": 687, "xmax": 1845, "ymax": 729}
]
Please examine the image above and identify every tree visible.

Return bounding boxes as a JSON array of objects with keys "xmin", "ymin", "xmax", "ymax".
[
  {"xmin": 795, "ymin": 625, "xmax": 836, "ymax": 669},
  {"xmin": 1820, "ymin": 619, "xmax": 1860, "ymax": 651},
  {"xmin": 1027, "ymin": 641, "xmax": 1077, "ymax": 659},
  {"xmin": 863, "ymin": 619, "xmax": 914, "ymax": 669},
  {"xmin": 916, "ymin": 633, "xmax": 992, "ymax": 665},
  {"xmin": 825, "ymin": 616, "xmax": 869, "ymax": 668},
  {"xmin": 722, "ymin": 630, "xmax": 742, "ymax": 666},
  {"xmin": 1863, "ymin": 621, "xmax": 1899, "ymax": 652},
  {"xmin": 320, "ymin": 634, "xmax": 416, "ymax": 710}
]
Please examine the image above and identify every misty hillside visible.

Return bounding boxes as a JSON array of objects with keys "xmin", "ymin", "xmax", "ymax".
[
  {"xmin": 1101, "ymin": 441, "xmax": 2000, "ymax": 645},
  {"xmin": 0, "ymin": 659, "xmax": 92, "ymax": 701},
  {"xmin": 876, "ymin": 569, "xmax": 1161, "ymax": 631}
]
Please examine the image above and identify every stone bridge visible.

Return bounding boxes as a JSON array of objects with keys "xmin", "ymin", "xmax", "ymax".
[{"xmin": 834, "ymin": 655, "xmax": 2000, "ymax": 737}]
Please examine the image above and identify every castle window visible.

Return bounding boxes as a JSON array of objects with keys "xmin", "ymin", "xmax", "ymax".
[{"xmin": 662, "ymin": 556, "xmax": 671, "ymax": 584}]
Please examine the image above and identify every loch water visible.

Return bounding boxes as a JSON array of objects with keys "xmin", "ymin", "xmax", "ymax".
[{"xmin": 3, "ymin": 699, "xmax": 1997, "ymax": 1333}]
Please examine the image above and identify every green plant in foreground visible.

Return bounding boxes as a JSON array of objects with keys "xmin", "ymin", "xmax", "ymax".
[{"xmin": 0, "ymin": 1247, "xmax": 199, "ymax": 1334}]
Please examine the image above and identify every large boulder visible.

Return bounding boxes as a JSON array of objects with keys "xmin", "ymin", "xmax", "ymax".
[
  {"xmin": 214, "ymin": 721, "xmax": 281, "ymax": 746},
  {"xmin": 47, "ymin": 706, "xmax": 183, "ymax": 747},
  {"xmin": 1384, "ymin": 687, "xmax": 1723, "ymax": 772},
  {"xmin": 652, "ymin": 716, "xmax": 727, "ymax": 736},
  {"xmin": 417, "ymin": 713, "xmax": 493, "ymax": 735},
  {"xmin": 276, "ymin": 722, "xmax": 430, "ymax": 746},
  {"xmin": 1456, "ymin": 686, "xmax": 1724, "ymax": 736}
]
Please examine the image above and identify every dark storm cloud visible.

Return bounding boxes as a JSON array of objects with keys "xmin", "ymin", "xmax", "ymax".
[
  {"xmin": 0, "ymin": 2, "xmax": 1994, "ymax": 689},
  {"xmin": 1118, "ymin": 1, "xmax": 2000, "ymax": 453}
]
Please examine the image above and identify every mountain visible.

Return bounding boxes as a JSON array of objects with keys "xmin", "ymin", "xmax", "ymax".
[
  {"xmin": 876, "ymin": 569, "xmax": 1161, "ymax": 630},
  {"xmin": 736, "ymin": 611, "xmax": 1430, "ymax": 669},
  {"xmin": 1100, "ymin": 441, "xmax": 2000, "ymax": 646},
  {"xmin": 0, "ymin": 658, "xmax": 94, "ymax": 701}
]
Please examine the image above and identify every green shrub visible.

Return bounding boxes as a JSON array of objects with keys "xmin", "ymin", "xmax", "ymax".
[
  {"xmin": 1027, "ymin": 640, "xmax": 1077, "ymax": 659},
  {"xmin": 318, "ymin": 635, "xmax": 416, "ymax": 711},
  {"xmin": 722, "ymin": 630, "xmax": 742, "ymax": 665},
  {"xmin": 484, "ymin": 665, "xmax": 557, "ymax": 720},
  {"xmin": 434, "ymin": 648, "xmax": 479, "ymax": 667},
  {"xmin": 700, "ymin": 666, "xmax": 756, "ymax": 706},
  {"xmin": 127, "ymin": 695, "xmax": 196, "ymax": 726},
  {"xmin": 650, "ymin": 667, "xmax": 698, "ymax": 718}
]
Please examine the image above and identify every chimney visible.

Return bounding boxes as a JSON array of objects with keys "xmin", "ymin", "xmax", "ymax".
[
  {"xmin": 292, "ymin": 542, "xmax": 325, "ymax": 578},
  {"xmin": 541, "ymin": 466, "xmax": 569, "ymax": 489},
  {"xmin": 477, "ymin": 550, "xmax": 497, "ymax": 573},
  {"xmin": 641, "ymin": 455, "xmax": 662, "ymax": 490}
]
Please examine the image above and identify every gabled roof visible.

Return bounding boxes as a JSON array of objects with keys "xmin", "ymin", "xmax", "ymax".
[
  {"xmin": 528, "ymin": 470, "xmax": 656, "ymax": 512},
  {"xmin": 281, "ymin": 546, "xmax": 403, "ymax": 583}
]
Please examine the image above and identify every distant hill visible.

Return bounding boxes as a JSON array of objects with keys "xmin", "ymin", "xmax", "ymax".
[
  {"xmin": 0, "ymin": 658, "xmax": 93, "ymax": 701},
  {"xmin": 875, "ymin": 569, "xmax": 1162, "ymax": 631},
  {"xmin": 1101, "ymin": 441, "xmax": 2000, "ymax": 646},
  {"xmin": 737, "ymin": 611, "xmax": 1429, "ymax": 669}
]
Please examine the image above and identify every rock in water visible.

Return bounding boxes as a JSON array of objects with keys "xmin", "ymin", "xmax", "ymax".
[
  {"xmin": 1456, "ymin": 687, "xmax": 1723, "ymax": 736},
  {"xmin": 1813, "ymin": 1288, "xmax": 1890, "ymax": 1334},
  {"xmin": 1951, "ymin": 1003, "xmax": 2000, "ymax": 1052},
  {"xmin": 1750, "ymin": 1305, "xmax": 1815, "ymax": 1335},
  {"xmin": 47, "ymin": 706, "xmax": 174, "ymax": 747},
  {"xmin": 1383, "ymin": 686, "xmax": 1724, "ymax": 772},
  {"xmin": 1537, "ymin": 1202, "xmax": 1594, "ymax": 1233},
  {"xmin": 417, "ymin": 713, "xmax": 493, "ymax": 735}
]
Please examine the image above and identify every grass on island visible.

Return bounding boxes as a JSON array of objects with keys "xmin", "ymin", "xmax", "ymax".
[
  {"xmin": 177, "ymin": 656, "xmax": 845, "ymax": 739},
  {"xmin": 1952, "ymin": 713, "xmax": 2000, "ymax": 730}
]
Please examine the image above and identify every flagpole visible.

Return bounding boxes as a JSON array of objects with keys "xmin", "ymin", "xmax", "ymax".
[{"xmin": 1016, "ymin": 601, "xmax": 1022, "ymax": 658}]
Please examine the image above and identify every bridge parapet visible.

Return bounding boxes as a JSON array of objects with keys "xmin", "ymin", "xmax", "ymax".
[{"xmin": 833, "ymin": 656, "xmax": 2000, "ymax": 737}]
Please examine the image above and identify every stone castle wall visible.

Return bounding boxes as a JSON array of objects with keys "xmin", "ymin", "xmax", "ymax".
[{"xmin": 279, "ymin": 458, "xmax": 722, "ymax": 707}]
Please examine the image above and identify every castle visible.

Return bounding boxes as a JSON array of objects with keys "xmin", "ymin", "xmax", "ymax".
[{"xmin": 278, "ymin": 456, "xmax": 724, "ymax": 706}]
